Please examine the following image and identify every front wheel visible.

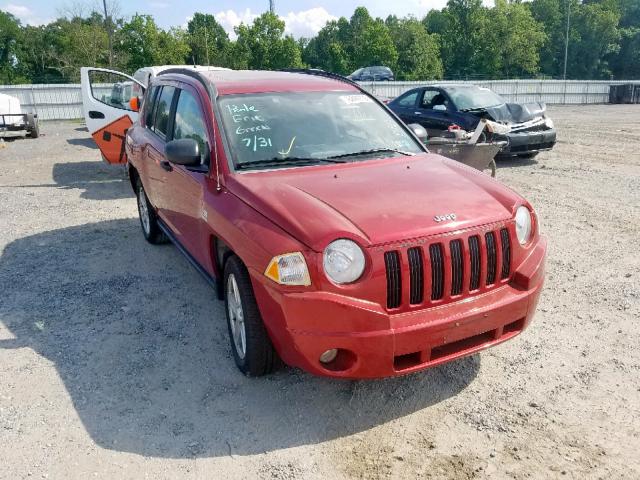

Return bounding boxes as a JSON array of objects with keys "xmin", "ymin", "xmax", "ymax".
[{"xmin": 224, "ymin": 256, "xmax": 278, "ymax": 376}]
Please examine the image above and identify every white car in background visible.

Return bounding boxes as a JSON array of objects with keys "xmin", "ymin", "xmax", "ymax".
[
  {"xmin": 80, "ymin": 65, "xmax": 229, "ymax": 162},
  {"xmin": 0, "ymin": 92, "xmax": 39, "ymax": 139}
]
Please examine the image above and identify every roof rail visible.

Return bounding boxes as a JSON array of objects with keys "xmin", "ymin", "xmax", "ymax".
[
  {"xmin": 157, "ymin": 68, "xmax": 215, "ymax": 98},
  {"xmin": 281, "ymin": 68, "xmax": 360, "ymax": 88}
]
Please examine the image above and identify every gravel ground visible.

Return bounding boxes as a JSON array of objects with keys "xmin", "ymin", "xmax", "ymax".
[{"xmin": 0, "ymin": 105, "xmax": 638, "ymax": 480}]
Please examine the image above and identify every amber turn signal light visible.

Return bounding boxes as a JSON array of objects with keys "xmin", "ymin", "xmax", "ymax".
[{"xmin": 129, "ymin": 96, "xmax": 140, "ymax": 112}]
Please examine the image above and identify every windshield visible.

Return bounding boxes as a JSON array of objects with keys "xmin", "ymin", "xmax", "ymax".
[
  {"xmin": 217, "ymin": 91, "xmax": 424, "ymax": 170},
  {"xmin": 448, "ymin": 87, "xmax": 505, "ymax": 111}
]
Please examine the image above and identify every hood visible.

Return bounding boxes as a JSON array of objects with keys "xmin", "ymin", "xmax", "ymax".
[
  {"xmin": 227, "ymin": 155, "xmax": 521, "ymax": 251},
  {"xmin": 479, "ymin": 101, "xmax": 547, "ymax": 125}
]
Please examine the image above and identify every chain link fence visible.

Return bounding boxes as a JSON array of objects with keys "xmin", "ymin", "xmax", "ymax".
[{"xmin": 1, "ymin": 79, "xmax": 639, "ymax": 121}]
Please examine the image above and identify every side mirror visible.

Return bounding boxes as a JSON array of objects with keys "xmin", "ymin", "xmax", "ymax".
[
  {"xmin": 165, "ymin": 138, "xmax": 201, "ymax": 166},
  {"xmin": 407, "ymin": 123, "xmax": 428, "ymax": 141},
  {"xmin": 433, "ymin": 104, "xmax": 447, "ymax": 112},
  {"xmin": 129, "ymin": 96, "xmax": 140, "ymax": 112}
]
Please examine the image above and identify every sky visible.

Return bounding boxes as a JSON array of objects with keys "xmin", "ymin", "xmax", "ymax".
[{"xmin": 1, "ymin": 0, "xmax": 493, "ymax": 38}]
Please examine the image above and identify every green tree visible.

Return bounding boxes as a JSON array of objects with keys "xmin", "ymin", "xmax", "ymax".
[
  {"xmin": 0, "ymin": 11, "xmax": 28, "ymax": 83},
  {"xmin": 233, "ymin": 12, "xmax": 303, "ymax": 70},
  {"xmin": 426, "ymin": 0, "xmax": 489, "ymax": 79},
  {"xmin": 49, "ymin": 14, "xmax": 111, "ymax": 81},
  {"xmin": 116, "ymin": 14, "xmax": 189, "ymax": 72},
  {"xmin": 483, "ymin": 0, "xmax": 546, "ymax": 77},
  {"xmin": 570, "ymin": 1, "xmax": 620, "ymax": 78},
  {"xmin": 16, "ymin": 24, "xmax": 65, "ymax": 83},
  {"xmin": 386, "ymin": 16, "xmax": 443, "ymax": 80},
  {"xmin": 530, "ymin": 0, "xmax": 621, "ymax": 78},
  {"xmin": 347, "ymin": 7, "xmax": 398, "ymax": 71},
  {"xmin": 611, "ymin": 0, "xmax": 640, "ymax": 77},
  {"xmin": 303, "ymin": 19, "xmax": 351, "ymax": 74},
  {"xmin": 186, "ymin": 13, "xmax": 230, "ymax": 66}
]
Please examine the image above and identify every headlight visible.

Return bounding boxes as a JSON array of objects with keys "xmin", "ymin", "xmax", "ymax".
[
  {"xmin": 545, "ymin": 116, "xmax": 554, "ymax": 129},
  {"xmin": 515, "ymin": 206, "xmax": 533, "ymax": 245},
  {"xmin": 264, "ymin": 252, "xmax": 310, "ymax": 286},
  {"xmin": 323, "ymin": 239, "xmax": 366, "ymax": 284}
]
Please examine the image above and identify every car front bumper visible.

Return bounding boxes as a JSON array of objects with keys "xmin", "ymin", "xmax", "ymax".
[
  {"xmin": 500, "ymin": 128, "xmax": 557, "ymax": 156},
  {"xmin": 250, "ymin": 237, "xmax": 547, "ymax": 379}
]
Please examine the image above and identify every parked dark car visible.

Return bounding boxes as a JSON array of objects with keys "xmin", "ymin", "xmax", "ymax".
[
  {"xmin": 388, "ymin": 85, "xmax": 557, "ymax": 158},
  {"xmin": 347, "ymin": 66, "xmax": 394, "ymax": 82}
]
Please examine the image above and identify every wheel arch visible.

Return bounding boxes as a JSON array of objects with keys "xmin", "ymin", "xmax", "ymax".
[
  {"xmin": 127, "ymin": 163, "xmax": 139, "ymax": 192},
  {"xmin": 211, "ymin": 236, "xmax": 235, "ymax": 300}
]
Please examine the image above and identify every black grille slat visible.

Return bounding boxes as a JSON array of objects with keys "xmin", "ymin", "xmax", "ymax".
[
  {"xmin": 407, "ymin": 247, "xmax": 424, "ymax": 305},
  {"xmin": 500, "ymin": 228, "xmax": 511, "ymax": 279},
  {"xmin": 469, "ymin": 235, "xmax": 481, "ymax": 291},
  {"xmin": 429, "ymin": 244, "xmax": 444, "ymax": 300},
  {"xmin": 450, "ymin": 240, "xmax": 464, "ymax": 296},
  {"xmin": 485, "ymin": 232, "xmax": 497, "ymax": 285},
  {"xmin": 384, "ymin": 251, "xmax": 402, "ymax": 309}
]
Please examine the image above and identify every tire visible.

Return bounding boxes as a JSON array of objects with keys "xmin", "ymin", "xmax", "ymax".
[
  {"xmin": 135, "ymin": 179, "xmax": 167, "ymax": 244},
  {"xmin": 224, "ymin": 255, "xmax": 278, "ymax": 376},
  {"xmin": 26, "ymin": 114, "xmax": 39, "ymax": 139},
  {"xmin": 518, "ymin": 152, "xmax": 538, "ymax": 159}
]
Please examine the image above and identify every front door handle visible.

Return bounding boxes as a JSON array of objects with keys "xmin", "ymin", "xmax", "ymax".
[
  {"xmin": 160, "ymin": 161, "xmax": 173, "ymax": 172},
  {"xmin": 414, "ymin": 111, "xmax": 422, "ymax": 115}
]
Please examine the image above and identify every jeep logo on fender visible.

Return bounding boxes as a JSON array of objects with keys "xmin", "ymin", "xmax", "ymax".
[{"xmin": 434, "ymin": 213, "xmax": 457, "ymax": 222}]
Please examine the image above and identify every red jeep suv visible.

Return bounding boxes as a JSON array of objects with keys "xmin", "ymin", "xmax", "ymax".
[{"xmin": 124, "ymin": 69, "xmax": 546, "ymax": 378}]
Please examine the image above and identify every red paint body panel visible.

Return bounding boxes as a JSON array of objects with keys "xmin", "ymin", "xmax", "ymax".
[{"xmin": 125, "ymin": 70, "xmax": 547, "ymax": 379}]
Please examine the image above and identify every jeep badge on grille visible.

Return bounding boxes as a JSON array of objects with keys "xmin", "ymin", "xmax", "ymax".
[{"xmin": 434, "ymin": 213, "xmax": 457, "ymax": 222}]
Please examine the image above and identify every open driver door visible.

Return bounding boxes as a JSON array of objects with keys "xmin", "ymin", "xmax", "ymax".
[{"xmin": 80, "ymin": 67, "xmax": 145, "ymax": 164}]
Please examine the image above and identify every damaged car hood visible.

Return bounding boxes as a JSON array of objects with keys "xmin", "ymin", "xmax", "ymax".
[{"xmin": 480, "ymin": 101, "xmax": 547, "ymax": 126}]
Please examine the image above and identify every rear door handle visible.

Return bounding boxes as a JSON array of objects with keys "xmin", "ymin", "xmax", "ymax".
[
  {"xmin": 160, "ymin": 161, "xmax": 173, "ymax": 172},
  {"xmin": 414, "ymin": 111, "xmax": 422, "ymax": 115}
]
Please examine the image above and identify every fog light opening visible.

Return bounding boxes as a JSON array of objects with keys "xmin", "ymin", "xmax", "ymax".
[
  {"xmin": 319, "ymin": 349, "xmax": 338, "ymax": 364},
  {"xmin": 318, "ymin": 348, "xmax": 357, "ymax": 372}
]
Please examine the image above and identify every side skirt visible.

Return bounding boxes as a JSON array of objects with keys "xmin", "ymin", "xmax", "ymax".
[{"xmin": 157, "ymin": 219, "xmax": 218, "ymax": 291}]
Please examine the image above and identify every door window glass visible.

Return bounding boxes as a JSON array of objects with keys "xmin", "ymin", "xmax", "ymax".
[
  {"xmin": 153, "ymin": 86, "xmax": 176, "ymax": 138},
  {"xmin": 88, "ymin": 71, "xmax": 137, "ymax": 111},
  {"xmin": 144, "ymin": 86, "xmax": 159, "ymax": 128},
  {"xmin": 421, "ymin": 90, "xmax": 440, "ymax": 108},
  {"xmin": 397, "ymin": 91, "xmax": 418, "ymax": 107},
  {"xmin": 173, "ymin": 89, "xmax": 208, "ymax": 163}
]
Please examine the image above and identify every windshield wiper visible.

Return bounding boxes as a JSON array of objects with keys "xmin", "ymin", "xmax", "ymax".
[
  {"xmin": 236, "ymin": 156, "xmax": 346, "ymax": 170},
  {"xmin": 327, "ymin": 148, "xmax": 415, "ymax": 160}
]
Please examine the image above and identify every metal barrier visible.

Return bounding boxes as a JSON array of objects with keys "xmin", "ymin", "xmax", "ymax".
[{"xmin": 1, "ymin": 79, "xmax": 639, "ymax": 121}]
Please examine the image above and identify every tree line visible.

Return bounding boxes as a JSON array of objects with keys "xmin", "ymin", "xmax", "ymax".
[{"xmin": 1, "ymin": 0, "xmax": 638, "ymax": 85}]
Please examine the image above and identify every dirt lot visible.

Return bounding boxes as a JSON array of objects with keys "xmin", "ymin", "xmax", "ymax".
[{"xmin": 0, "ymin": 105, "xmax": 638, "ymax": 479}]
